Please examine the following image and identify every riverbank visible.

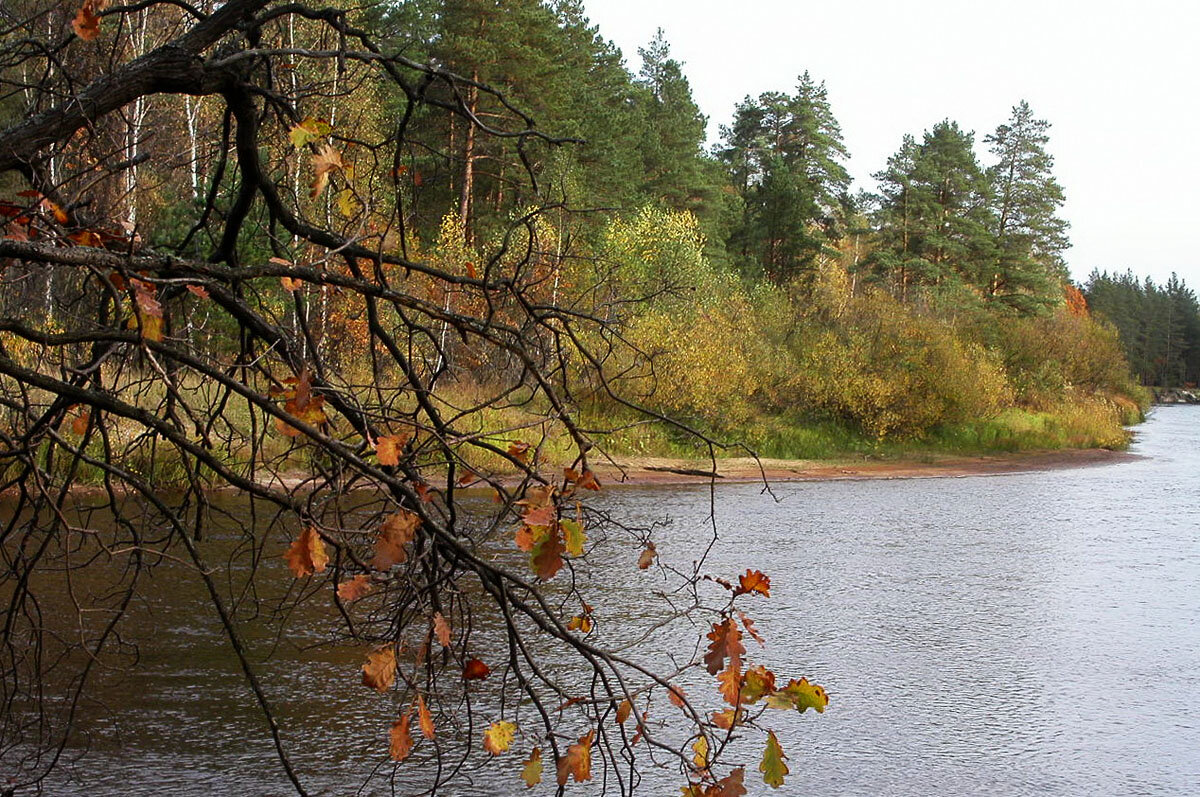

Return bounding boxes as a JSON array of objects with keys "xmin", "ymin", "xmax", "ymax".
[{"xmin": 583, "ymin": 447, "xmax": 1140, "ymax": 487}]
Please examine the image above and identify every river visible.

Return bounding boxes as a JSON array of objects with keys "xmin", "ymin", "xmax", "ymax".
[{"xmin": 26, "ymin": 406, "xmax": 1200, "ymax": 794}]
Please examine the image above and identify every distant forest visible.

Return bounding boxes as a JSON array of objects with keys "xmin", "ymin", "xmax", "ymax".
[
  {"xmin": 0, "ymin": 0, "xmax": 1161, "ymax": 451},
  {"xmin": 1085, "ymin": 272, "xmax": 1200, "ymax": 388}
]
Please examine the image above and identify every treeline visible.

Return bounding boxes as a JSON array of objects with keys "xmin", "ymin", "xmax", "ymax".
[
  {"xmin": 1085, "ymin": 272, "xmax": 1200, "ymax": 387},
  {"xmin": 0, "ymin": 0, "xmax": 1148, "ymax": 451}
]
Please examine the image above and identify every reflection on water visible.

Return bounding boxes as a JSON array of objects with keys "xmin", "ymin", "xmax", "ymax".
[{"xmin": 19, "ymin": 407, "xmax": 1200, "ymax": 794}]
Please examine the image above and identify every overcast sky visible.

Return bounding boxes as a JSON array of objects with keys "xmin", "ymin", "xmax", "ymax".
[{"xmin": 581, "ymin": 0, "xmax": 1200, "ymax": 287}]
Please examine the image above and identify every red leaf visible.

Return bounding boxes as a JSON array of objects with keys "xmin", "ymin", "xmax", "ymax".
[{"xmin": 463, "ymin": 658, "xmax": 490, "ymax": 680}]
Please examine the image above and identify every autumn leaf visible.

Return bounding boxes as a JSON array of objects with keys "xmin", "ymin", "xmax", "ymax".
[
  {"xmin": 667, "ymin": 684, "xmax": 687, "ymax": 709},
  {"xmin": 288, "ymin": 116, "xmax": 332, "ymax": 149},
  {"xmin": 567, "ymin": 609, "xmax": 593, "ymax": 634},
  {"xmin": 711, "ymin": 708, "xmax": 741, "ymax": 730},
  {"xmin": 186, "ymin": 284, "xmax": 210, "ymax": 299},
  {"xmin": 416, "ymin": 694, "xmax": 435, "ymax": 740},
  {"xmin": 637, "ymin": 541, "xmax": 657, "ymax": 570},
  {"xmin": 717, "ymin": 663, "xmax": 742, "ymax": 706},
  {"xmin": 462, "ymin": 658, "xmax": 490, "ymax": 680},
  {"xmin": 521, "ymin": 504, "xmax": 556, "ymax": 528},
  {"xmin": 740, "ymin": 665, "xmax": 776, "ymax": 705},
  {"xmin": 556, "ymin": 730, "xmax": 593, "ymax": 786},
  {"xmin": 735, "ymin": 569, "xmax": 771, "ymax": 598},
  {"xmin": 432, "ymin": 611, "xmax": 452, "ymax": 648},
  {"xmin": 362, "ymin": 646, "xmax": 396, "ymax": 693},
  {"xmin": 336, "ymin": 574, "xmax": 372, "ymax": 602},
  {"xmin": 374, "ymin": 433, "xmax": 409, "ymax": 466},
  {"xmin": 560, "ymin": 518, "xmax": 585, "ymax": 556},
  {"xmin": 577, "ymin": 469, "xmax": 600, "ymax": 490},
  {"xmin": 69, "ymin": 229, "xmax": 103, "ymax": 247},
  {"xmin": 691, "ymin": 735, "xmax": 709, "ymax": 771},
  {"xmin": 389, "ymin": 713, "xmax": 413, "ymax": 762},
  {"xmin": 280, "ymin": 276, "xmax": 302, "ymax": 292},
  {"xmin": 703, "ymin": 619, "xmax": 745, "ymax": 676},
  {"xmin": 507, "ymin": 440, "xmax": 531, "ymax": 461},
  {"xmin": 72, "ymin": 0, "xmax": 101, "ymax": 40},
  {"xmin": 616, "ymin": 699, "xmax": 632, "ymax": 725},
  {"xmin": 765, "ymin": 677, "xmax": 829, "ymax": 713},
  {"xmin": 738, "ymin": 611, "xmax": 764, "ymax": 646},
  {"xmin": 712, "ymin": 767, "xmax": 747, "ymax": 797},
  {"xmin": 530, "ymin": 524, "xmax": 564, "ymax": 580},
  {"xmin": 759, "ymin": 730, "xmax": 788, "ymax": 788},
  {"xmin": 521, "ymin": 747, "xmax": 543, "ymax": 788},
  {"xmin": 336, "ymin": 188, "xmax": 362, "ymax": 218},
  {"xmin": 372, "ymin": 509, "xmax": 420, "ymax": 570},
  {"xmin": 283, "ymin": 526, "xmax": 328, "ymax": 578},
  {"xmin": 483, "ymin": 720, "xmax": 516, "ymax": 755},
  {"xmin": 310, "ymin": 143, "xmax": 345, "ymax": 198},
  {"xmin": 71, "ymin": 410, "xmax": 89, "ymax": 436}
]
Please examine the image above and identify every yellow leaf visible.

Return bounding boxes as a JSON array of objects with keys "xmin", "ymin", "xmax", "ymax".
[
  {"xmin": 521, "ymin": 747, "xmax": 543, "ymax": 788},
  {"xmin": 483, "ymin": 720, "xmax": 516, "ymax": 755},
  {"xmin": 691, "ymin": 735, "xmax": 709, "ymax": 771},
  {"xmin": 362, "ymin": 646, "xmax": 396, "ymax": 693},
  {"xmin": 374, "ymin": 433, "xmax": 409, "ymax": 466},
  {"xmin": 283, "ymin": 526, "xmax": 328, "ymax": 578},
  {"xmin": 765, "ymin": 677, "xmax": 829, "ymax": 713},
  {"xmin": 759, "ymin": 730, "xmax": 788, "ymax": 788},
  {"xmin": 288, "ymin": 116, "xmax": 331, "ymax": 149},
  {"xmin": 336, "ymin": 188, "xmax": 361, "ymax": 218},
  {"xmin": 560, "ymin": 518, "xmax": 585, "ymax": 556}
]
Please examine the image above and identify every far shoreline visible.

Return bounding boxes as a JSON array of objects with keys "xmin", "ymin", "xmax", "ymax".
[{"xmin": 585, "ymin": 447, "xmax": 1141, "ymax": 489}]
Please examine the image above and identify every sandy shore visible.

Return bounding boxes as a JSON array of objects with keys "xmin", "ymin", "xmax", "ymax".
[{"xmin": 586, "ymin": 448, "xmax": 1139, "ymax": 488}]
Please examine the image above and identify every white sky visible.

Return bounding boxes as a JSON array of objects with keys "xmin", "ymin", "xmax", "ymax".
[{"xmin": 581, "ymin": 0, "xmax": 1200, "ymax": 288}]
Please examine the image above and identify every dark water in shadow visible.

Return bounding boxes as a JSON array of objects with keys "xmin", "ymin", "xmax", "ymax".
[{"xmin": 19, "ymin": 407, "xmax": 1200, "ymax": 795}]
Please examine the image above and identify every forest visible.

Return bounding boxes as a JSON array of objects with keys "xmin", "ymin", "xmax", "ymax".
[
  {"xmin": 0, "ymin": 0, "xmax": 1169, "ymax": 794},
  {"xmin": 0, "ymin": 1, "xmax": 1153, "ymax": 463}
]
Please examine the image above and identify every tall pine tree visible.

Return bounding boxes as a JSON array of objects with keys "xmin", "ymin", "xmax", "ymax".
[
  {"xmin": 984, "ymin": 100, "xmax": 1070, "ymax": 313},
  {"xmin": 719, "ymin": 72, "xmax": 850, "ymax": 281}
]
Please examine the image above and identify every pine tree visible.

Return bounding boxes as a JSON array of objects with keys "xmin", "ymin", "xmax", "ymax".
[
  {"xmin": 984, "ymin": 101, "xmax": 1071, "ymax": 313},
  {"xmin": 869, "ymin": 121, "xmax": 996, "ymax": 301},
  {"xmin": 719, "ymin": 72, "xmax": 850, "ymax": 281}
]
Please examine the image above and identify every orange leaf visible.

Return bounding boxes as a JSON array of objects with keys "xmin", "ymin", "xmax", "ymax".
[
  {"xmin": 703, "ymin": 619, "xmax": 745, "ymax": 676},
  {"xmin": 555, "ymin": 730, "xmax": 593, "ymax": 786},
  {"xmin": 372, "ymin": 509, "xmax": 420, "ymax": 570},
  {"xmin": 735, "ymin": 569, "xmax": 771, "ymax": 598},
  {"xmin": 522, "ymin": 504, "xmax": 556, "ymax": 528},
  {"xmin": 637, "ymin": 541, "xmax": 657, "ymax": 570},
  {"xmin": 616, "ymin": 699, "xmax": 632, "ymax": 725},
  {"xmin": 69, "ymin": 230, "xmax": 103, "ymax": 247},
  {"xmin": 577, "ymin": 469, "xmax": 600, "ymax": 491},
  {"xmin": 374, "ymin": 433, "xmax": 409, "ymax": 466},
  {"xmin": 71, "ymin": 1, "xmax": 101, "ymax": 40},
  {"xmin": 280, "ymin": 276, "xmax": 302, "ymax": 292},
  {"xmin": 336, "ymin": 574, "xmax": 372, "ymax": 602},
  {"xmin": 717, "ymin": 663, "xmax": 742, "ymax": 706},
  {"xmin": 389, "ymin": 712, "xmax": 413, "ymax": 762},
  {"xmin": 465, "ymin": 261, "xmax": 478, "ymax": 279},
  {"xmin": 417, "ymin": 694, "xmax": 435, "ymax": 739},
  {"xmin": 462, "ymin": 658, "xmax": 490, "ymax": 680},
  {"xmin": 711, "ymin": 708, "xmax": 741, "ymax": 730},
  {"xmin": 186, "ymin": 284, "xmax": 210, "ymax": 299},
  {"xmin": 521, "ymin": 747, "xmax": 543, "ymax": 788},
  {"xmin": 483, "ymin": 720, "xmax": 516, "ymax": 755},
  {"xmin": 71, "ymin": 411, "xmax": 89, "ymax": 436},
  {"xmin": 283, "ymin": 526, "xmax": 328, "ymax": 578},
  {"xmin": 668, "ymin": 684, "xmax": 687, "ymax": 708},
  {"xmin": 432, "ymin": 611, "xmax": 451, "ymax": 648},
  {"xmin": 362, "ymin": 646, "xmax": 396, "ymax": 693},
  {"xmin": 712, "ymin": 767, "xmax": 747, "ymax": 797},
  {"xmin": 739, "ymin": 611, "xmax": 765, "ymax": 646}
]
